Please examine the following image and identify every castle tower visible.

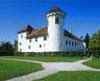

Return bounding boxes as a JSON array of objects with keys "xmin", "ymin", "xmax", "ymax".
[{"xmin": 47, "ymin": 6, "xmax": 66, "ymax": 52}]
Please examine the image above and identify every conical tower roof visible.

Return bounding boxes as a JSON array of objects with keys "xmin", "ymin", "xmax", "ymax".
[{"xmin": 47, "ymin": 6, "xmax": 65, "ymax": 14}]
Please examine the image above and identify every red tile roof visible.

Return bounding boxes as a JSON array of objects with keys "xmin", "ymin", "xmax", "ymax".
[
  {"xmin": 27, "ymin": 27, "xmax": 48, "ymax": 38},
  {"xmin": 18, "ymin": 25, "xmax": 33, "ymax": 33},
  {"xmin": 48, "ymin": 6, "xmax": 65, "ymax": 13},
  {"xmin": 18, "ymin": 26, "xmax": 83, "ymax": 42}
]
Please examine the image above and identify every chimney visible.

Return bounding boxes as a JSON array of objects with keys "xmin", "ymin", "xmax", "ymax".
[{"xmin": 70, "ymin": 30, "xmax": 72, "ymax": 34}]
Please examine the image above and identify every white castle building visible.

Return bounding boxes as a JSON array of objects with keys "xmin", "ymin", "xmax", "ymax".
[{"xmin": 18, "ymin": 7, "xmax": 86, "ymax": 53}]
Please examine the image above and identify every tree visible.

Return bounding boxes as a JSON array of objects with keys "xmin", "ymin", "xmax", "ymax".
[
  {"xmin": 0, "ymin": 41, "xmax": 13, "ymax": 52},
  {"xmin": 84, "ymin": 33, "xmax": 90, "ymax": 49},
  {"xmin": 88, "ymin": 29, "xmax": 100, "ymax": 58},
  {"xmin": 13, "ymin": 40, "xmax": 18, "ymax": 54},
  {"xmin": 89, "ymin": 30, "xmax": 100, "ymax": 49}
]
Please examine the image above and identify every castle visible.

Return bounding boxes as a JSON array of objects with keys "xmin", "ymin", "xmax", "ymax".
[{"xmin": 18, "ymin": 7, "xmax": 86, "ymax": 53}]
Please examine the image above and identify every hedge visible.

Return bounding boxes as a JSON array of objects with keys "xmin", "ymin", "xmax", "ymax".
[{"xmin": 88, "ymin": 50, "xmax": 100, "ymax": 58}]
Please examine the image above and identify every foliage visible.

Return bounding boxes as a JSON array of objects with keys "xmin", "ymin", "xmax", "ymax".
[
  {"xmin": 0, "ymin": 59, "xmax": 42, "ymax": 81},
  {"xmin": 0, "ymin": 41, "xmax": 13, "ymax": 52},
  {"xmin": 34, "ymin": 71, "xmax": 100, "ymax": 81},
  {"xmin": 14, "ymin": 51, "xmax": 85, "ymax": 57},
  {"xmin": 88, "ymin": 29, "xmax": 100, "ymax": 58},
  {"xmin": 87, "ymin": 50, "xmax": 100, "ymax": 58},
  {"xmin": 0, "ymin": 40, "xmax": 18, "ymax": 56},
  {"xmin": 84, "ymin": 59, "xmax": 100, "ymax": 69},
  {"xmin": 67, "ymin": 51, "xmax": 85, "ymax": 56},
  {"xmin": 89, "ymin": 29, "xmax": 100, "ymax": 49},
  {"xmin": 84, "ymin": 33, "xmax": 90, "ymax": 49},
  {"xmin": 13, "ymin": 40, "xmax": 18, "ymax": 55}
]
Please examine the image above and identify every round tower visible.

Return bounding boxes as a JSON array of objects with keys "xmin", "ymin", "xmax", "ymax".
[{"xmin": 47, "ymin": 6, "xmax": 66, "ymax": 52}]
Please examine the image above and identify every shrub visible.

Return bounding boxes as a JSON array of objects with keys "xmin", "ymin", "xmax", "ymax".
[
  {"xmin": 0, "ymin": 52, "xmax": 14, "ymax": 56},
  {"xmin": 88, "ymin": 50, "xmax": 100, "ymax": 59},
  {"xmin": 14, "ymin": 51, "xmax": 85, "ymax": 57}
]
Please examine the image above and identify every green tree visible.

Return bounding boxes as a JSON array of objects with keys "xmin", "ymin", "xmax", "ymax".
[
  {"xmin": 89, "ymin": 30, "xmax": 100, "ymax": 49},
  {"xmin": 13, "ymin": 40, "xmax": 18, "ymax": 54},
  {"xmin": 88, "ymin": 29, "xmax": 100, "ymax": 58},
  {"xmin": 0, "ymin": 41, "xmax": 13, "ymax": 52},
  {"xmin": 84, "ymin": 33, "xmax": 90, "ymax": 49}
]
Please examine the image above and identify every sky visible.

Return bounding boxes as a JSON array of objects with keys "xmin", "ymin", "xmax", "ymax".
[{"xmin": 0, "ymin": 0, "xmax": 100, "ymax": 42}]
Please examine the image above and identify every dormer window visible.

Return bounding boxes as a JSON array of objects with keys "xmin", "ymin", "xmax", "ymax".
[{"xmin": 55, "ymin": 17, "xmax": 59, "ymax": 24}]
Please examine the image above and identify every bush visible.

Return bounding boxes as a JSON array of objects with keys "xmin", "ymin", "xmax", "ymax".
[
  {"xmin": 67, "ymin": 51, "xmax": 85, "ymax": 56},
  {"xmin": 0, "ymin": 52, "xmax": 14, "ymax": 56},
  {"xmin": 14, "ymin": 51, "xmax": 85, "ymax": 57},
  {"xmin": 88, "ymin": 50, "xmax": 100, "ymax": 59}
]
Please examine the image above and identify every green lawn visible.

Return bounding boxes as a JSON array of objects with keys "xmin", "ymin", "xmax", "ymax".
[
  {"xmin": 2, "ymin": 56, "xmax": 87, "ymax": 62},
  {"xmin": 34, "ymin": 71, "xmax": 100, "ymax": 81},
  {"xmin": 0, "ymin": 59, "xmax": 43, "ymax": 81},
  {"xmin": 84, "ymin": 59, "xmax": 100, "ymax": 69}
]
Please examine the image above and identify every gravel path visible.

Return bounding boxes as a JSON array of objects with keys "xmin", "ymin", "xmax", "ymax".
[{"xmin": 0, "ymin": 58, "xmax": 100, "ymax": 81}]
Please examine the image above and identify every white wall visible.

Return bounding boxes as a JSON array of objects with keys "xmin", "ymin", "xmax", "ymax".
[
  {"xmin": 47, "ymin": 12, "xmax": 65, "ymax": 52},
  {"xmin": 62, "ymin": 37, "xmax": 86, "ymax": 52},
  {"xmin": 18, "ymin": 32, "xmax": 49, "ymax": 52},
  {"xmin": 18, "ymin": 32, "xmax": 86, "ymax": 53},
  {"xmin": 18, "ymin": 12, "xmax": 86, "ymax": 53}
]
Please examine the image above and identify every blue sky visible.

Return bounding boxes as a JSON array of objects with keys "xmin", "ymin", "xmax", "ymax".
[{"xmin": 0, "ymin": 0, "xmax": 100, "ymax": 42}]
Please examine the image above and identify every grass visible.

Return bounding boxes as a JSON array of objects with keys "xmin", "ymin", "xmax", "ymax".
[
  {"xmin": 84, "ymin": 59, "xmax": 100, "ymax": 69},
  {"xmin": 34, "ymin": 71, "xmax": 100, "ymax": 81},
  {"xmin": 0, "ymin": 59, "xmax": 43, "ymax": 81},
  {"xmin": 2, "ymin": 56, "xmax": 87, "ymax": 62}
]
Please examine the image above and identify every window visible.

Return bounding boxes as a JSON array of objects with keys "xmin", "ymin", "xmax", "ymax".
[
  {"xmin": 55, "ymin": 17, "xmax": 59, "ymax": 24},
  {"xmin": 20, "ymin": 49, "xmax": 22, "ymax": 52},
  {"xmin": 39, "ymin": 45, "xmax": 42, "ymax": 48},
  {"xmin": 72, "ymin": 42, "xmax": 73, "ymax": 46},
  {"xmin": 28, "ymin": 45, "xmax": 31, "ymax": 49},
  {"xmin": 21, "ymin": 35, "xmax": 23, "ymax": 38},
  {"xmin": 19, "ymin": 42, "xmax": 21, "ymax": 45},
  {"xmin": 75, "ymin": 42, "xmax": 76, "ymax": 47},
  {"xmin": 30, "ymin": 39, "xmax": 32, "ymax": 43},
  {"xmin": 77, "ymin": 42, "xmax": 78, "ymax": 47},
  {"xmin": 66, "ymin": 40, "xmax": 68, "ymax": 45},
  {"xmin": 69, "ymin": 41, "xmax": 71, "ymax": 45},
  {"xmin": 44, "ymin": 36, "xmax": 47, "ymax": 40},
  {"xmin": 35, "ymin": 37, "xmax": 38, "ymax": 42}
]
